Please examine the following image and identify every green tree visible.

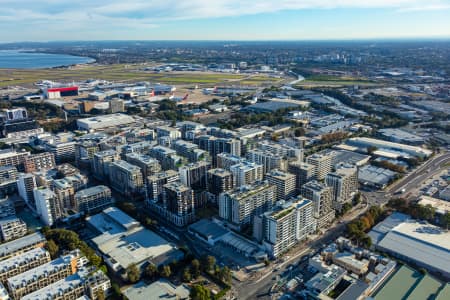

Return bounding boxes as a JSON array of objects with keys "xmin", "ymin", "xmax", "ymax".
[
  {"xmin": 144, "ymin": 264, "xmax": 158, "ymax": 280},
  {"xmin": 440, "ymin": 212, "xmax": 450, "ymax": 230},
  {"xmin": 218, "ymin": 266, "xmax": 232, "ymax": 283},
  {"xmin": 96, "ymin": 289, "xmax": 106, "ymax": 300},
  {"xmin": 126, "ymin": 263, "xmax": 140, "ymax": 283},
  {"xmin": 182, "ymin": 267, "xmax": 192, "ymax": 282},
  {"xmin": 191, "ymin": 259, "xmax": 201, "ymax": 278},
  {"xmin": 190, "ymin": 284, "xmax": 211, "ymax": 300},
  {"xmin": 160, "ymin": 265, "xmax": 171, "ymax": 278},
  {"xmin": 46, "ymin": 239, "xmax": 59, "ymax": 258},
  {"xmin": 204, "ymin": 255, "xmax": 216, "ymax": 272},
  {"xmin": 294, "ymin": 127, "xmax": 305, "ymax": 137}
]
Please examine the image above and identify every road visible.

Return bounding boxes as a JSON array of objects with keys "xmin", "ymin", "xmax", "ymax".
[
  {"xmin": 235, "ymin": 151, "xmax": 450, "ymax": 299},
  {"xmin": 235, "ymin": 203, "xmax": 369, "ymax": 300},
  {"xmin": 362, "ymin": 151, "xmax": 450, "ymax": 206},
  {"xmin": 387, "ymin": 152, "xmax": 450, "ymax": 194}
]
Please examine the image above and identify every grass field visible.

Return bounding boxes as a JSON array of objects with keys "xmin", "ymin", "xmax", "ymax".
[
  {"xmin": 294, "ymin": 74, "xmax": 376, "ymax": 87},
  {"xmin": 0, "ymin": 64, "xmax": 280, "ymax": 88}
]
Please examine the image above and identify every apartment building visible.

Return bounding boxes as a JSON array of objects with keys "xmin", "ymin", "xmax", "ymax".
[
  {"xmin": 108, "ymin": 160, "xmax": 144, "ymax": 196},
  {"xmin": 156, "ymin": 126, "xmax": 182, "ymax": 140},
  {"xmin": 34, "ymin": 188, "xmax": 63, "ymax": 226},
  {"xmin": 125, "ymin": 153, "xmax": 161, "ymax": 177},
  {"xmin": 230, "ymin": 161, "xmax": 264, "ymax": 187},
  {"xmin": 207, "ymin": 168, "xmax": 234, "ymax": 201},
  {"xmin": 265, "ymin": 169, "xmax": 296, "ymax": 202},
  {"xmin": 246, "ymin": 149, "xmax": 287, "ymax": 174},
  {"xmin": 21, "ymin": 269, "xmax": 111, "ymax": 300},
  {"xmin": 257, "ymin": 140, "xmax": 304, "ymax": 161},
  {"xmin": 288, "ymin": 161, "xmax": 315, "ymax": 191},
  {"xmin": 74, "ymin": 185, "xmax": 112, "ymax": 214},
  {"xmin": 162, "ymin": 182, "xmax": 195, "ymax": 227},
  {"xmin": 0, "ymin": 166, "xmax": 17, "ymax": 195},
  {"xmin": 44, "ymin": 140, "xmax": 76, "ymax": 163},
  {"xmin": 179, "ymin": 161, "xmax": 211, "ymax": 190},
  {"xmin": 0, "ymin": 149, "xmax": 29, "ymax": 171},
  {"xmin": 306, "ymin": 153, "xmax": 333, "ymax": 181},
  {"xmin": 195, "ymin": 135, "xmax": 241, "ymax": 166},
  {"xmin": 23, "ymin": 152, "xmax": 56, "ymax": 173},
  {"xmin": 0, "ymin": 233, "xmax": 46, "ymax": 262},
  {"xmin": 17, "ymin": 173, "xmax": 37, "ymax": 210},
  {"xmin": 325, "ymin": 164, "xmax": 358, "ymax": 211},
  {"xmin": 302, "ymin": 180, "xmax": 335, "ymax": 228},
  {"xmin": 0, "ymin": 248, "xmax": 51, "ymax": 284},
  {"xmin": 216, "ymin": 153, "xmax": 246, "ymax": 170},
  {"xmin": 219, "ymin": 181, "xmax": 276, "ymax": 229},
  {"xmin": 0, "ymin": 197, "xmax": 15, "ymax": 219},
  {"xmin": 147, "ymin": 170, "xmax": 179, "ymax": 202},
  {"xmin": 0, "ymin": 217, "xmax": 27, "ymax": 242},
  {"xmin": 255, "ymin": 198, "xmax": 315, "ymax": 258},
  {"xmin": 7, "ymin": 250, "xmax": 81, "ymax": 300},
  {"xmin": 92, "ymin": 149, "xmax": 121, "ymax": 181},
  {"xmin": 52, "ymin": 178, "xmax": 75, "ymax": 210}
]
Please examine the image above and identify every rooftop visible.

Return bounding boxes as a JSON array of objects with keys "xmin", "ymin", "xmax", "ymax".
[
  {"xmin": 123, "ymin": 280, "xmax": 190, "ymax": 300},
  {"xmin": 0, "ymin": 247, "xmax": 48, "ymax": 273},
  {"xmin": 8, "ymin": 251, "xmax": 79, "ymax": 288},
  {"xmin": 75, "ymin": 185, "xmax": 110, "ymax": 198},
  {"xmin": 188, "ymin": 219, "xmax": 228, "ymax": 241},
  {"xmin": 0, "ymin": 232, "xmax": 45, "ymax": 258}
]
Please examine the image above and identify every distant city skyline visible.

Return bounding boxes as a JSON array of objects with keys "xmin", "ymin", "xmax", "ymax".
[{"xmin": 1, "ymin": 0, "xmax": 450, "ymax": 42}]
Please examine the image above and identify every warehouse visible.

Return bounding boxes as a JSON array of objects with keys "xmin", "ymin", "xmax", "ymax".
[{"xmin": 76, "ymin": 113, "xmax": 135, "ymax": 131}]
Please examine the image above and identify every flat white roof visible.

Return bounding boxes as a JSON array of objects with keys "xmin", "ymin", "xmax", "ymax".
[{"xmin": 77, "ymin": 113, "xmax": 135, "ymax": 130}]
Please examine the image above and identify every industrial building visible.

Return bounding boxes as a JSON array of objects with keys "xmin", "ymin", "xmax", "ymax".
[
  {"xmin": 369, "ymin": 213, "xmax": 450, "ymax": 280},
  {"xmin": 43, "ymin": 86, "xmax": 79, "ymax": 99},
  {"xmin": 346, "ymin": 137, "xmax": 432, "ymax": 159},
  {"xmin": 358, "ymin": 165, "xmax": 397, "ymax": 189},
  {"xmin": 87, "ymin": 207, "xmax": 183, "ymax": 274},
  {"xmin": 76, "ymin": 114, "xmax": 135, "ymax": 131}
]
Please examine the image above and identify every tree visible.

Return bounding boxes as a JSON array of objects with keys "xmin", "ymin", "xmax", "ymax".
[
  {"xmin": 191, "ymin": 259, "xmax": 201, "ymax": 278},
  {"xmin": 294, "ymin": 127, "xmax": 305, "ymax": 137},
  {"xmin": 440, "ymin": 212, "xmax": 450, "ymax": 230},
  {"xmin": 190, "ymin": 284, "xmax": 211, "ymax": 300},
  {"xmin": 204, "ymin": 255, "xmax": 216, "ymax": 272},
  {"xmin": 160, "ymin": 265, "xmax": 171, "ymax": 278},
  {"xmin": 96, "ymin": 289, "xmax": 106, "ymax": 300},
  {"xmin": 367, "ymin": 146, "xmax": 378, "ymax": 154},
  {"xmin": 182, "ymin": 267, "xmax": 192, "ymax": 282},
  {"xmin": 46, "ymin": 239, "xmax": 59, "ymax": 258},
  {"xmin": 144, "ymin": 264, "xmax": 158, "ymax": 280},
  {"xmin": 218, "ymin": 266, "xmax": 232, "ymax": 283},
  {"xmin": 126, "ymin": 263, "xmax": 140, "ymax": 283}
]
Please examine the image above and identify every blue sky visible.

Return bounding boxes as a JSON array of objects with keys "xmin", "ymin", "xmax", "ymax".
[{"xmin": 1, "ymin": 0, "xmax": 450, "ymax": 41}]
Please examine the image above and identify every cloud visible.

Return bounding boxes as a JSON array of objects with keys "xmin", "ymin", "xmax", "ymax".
[{"xmin": 0, "ymin": 0, "xmax": 449, "ymax": 40}]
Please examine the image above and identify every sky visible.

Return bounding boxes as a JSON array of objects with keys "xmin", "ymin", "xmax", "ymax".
[{"xmin": 1, "ymin": 0, "xmax": 450, "ymax": 41}]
